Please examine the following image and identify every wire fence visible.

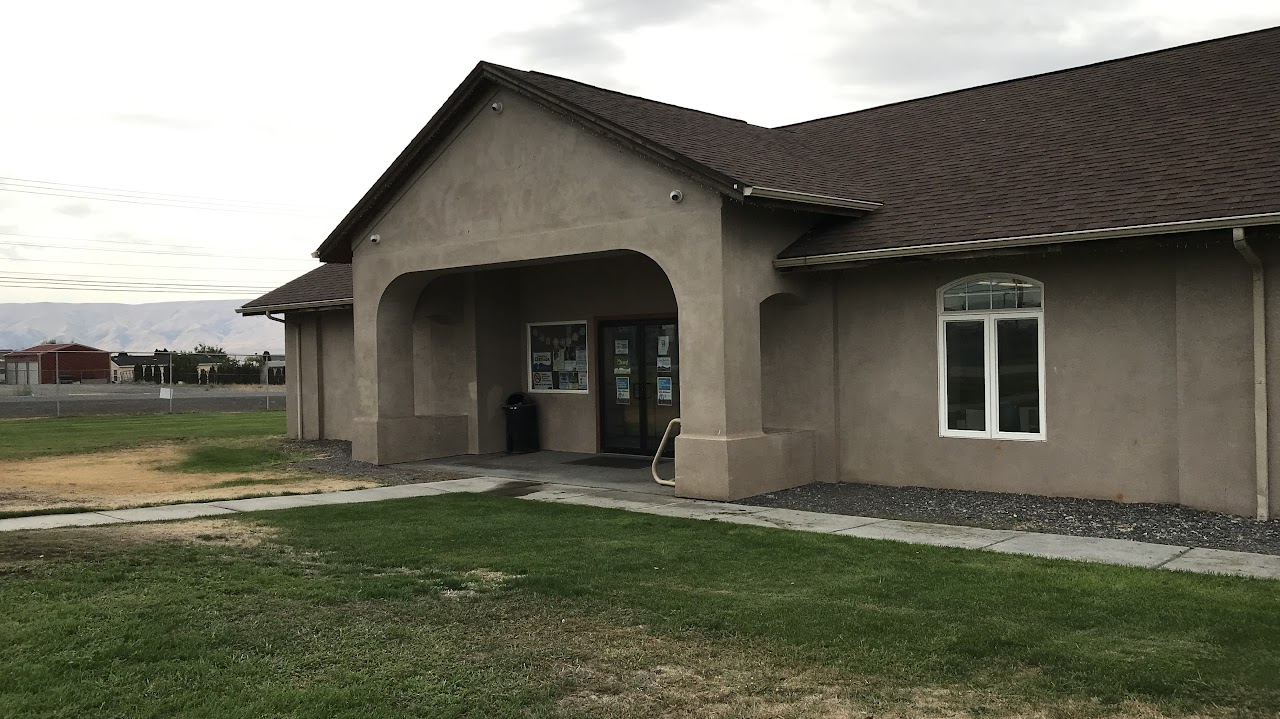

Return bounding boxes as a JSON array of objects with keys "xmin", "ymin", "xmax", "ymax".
[{"xmin": 0, "ymin": 349, "xmax": 286, "ymax": 418}]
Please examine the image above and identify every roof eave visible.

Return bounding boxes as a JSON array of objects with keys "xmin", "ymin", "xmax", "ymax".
[
  {"xmin": 313, "ymin": 63, "xmax": 498, "ymax": 263},
  {"xmin": 236, "ymin": 298, "xmax": 355, "ymax": 316},
  {"xmin": 774, "ymin": 211, "xmax": 1280, "ymax": 270},
  {"xmin": 741, "ymin": 185, "xmax": 881, "ymax": 212}
]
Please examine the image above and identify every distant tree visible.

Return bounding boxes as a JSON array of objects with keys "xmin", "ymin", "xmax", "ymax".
[
  {"xmin": 171, "ymin": 352, "xmax": 197, "ymax": 385},
  {"xmin": 240, "ymin": 355, "xmax": 263, "ymax": 385}
]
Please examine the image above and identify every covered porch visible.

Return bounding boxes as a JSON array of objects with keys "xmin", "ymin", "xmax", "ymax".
[{"xmin": 352, "ymin": 238, "xmax": 834, "ymax": 501}]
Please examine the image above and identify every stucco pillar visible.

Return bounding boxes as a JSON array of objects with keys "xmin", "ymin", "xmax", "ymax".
[
  {"xmin": 283, "ymin": 315, "xmax": 302, "ymax": 439},
  {"xmin": 671, "ymin": 210, "xmax": 817, "ymax": 501},
  {"xmin": 674, "ymin": 291, "xmax": 816, "ymax": 501},
  {"xmin": 1174, "ymin": 245, "xmax": 1254, "ymax": 516},
  {"xmin": 296, "ymin": 315, "xmax": 324, "ymax": 440},
  {"xmin": 351, "ymin": 270, "xmax": 469, "ymax": 464}
]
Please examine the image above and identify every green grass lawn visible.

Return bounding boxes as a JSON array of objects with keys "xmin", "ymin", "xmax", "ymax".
[
  {"xmin": 0, "ymin": 411, "xmax": 286, "ymax": 462},
  {"xmin": 1, "ymin": 494, "xmax": 1277, "ymax": 718},
  {"xmin": 160, "ymin": 442, "xmax": 308, "ymax": 474}
]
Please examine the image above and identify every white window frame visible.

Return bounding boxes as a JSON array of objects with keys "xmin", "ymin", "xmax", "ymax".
[
  {"xmin": 937, "ymin": 275, "xmax": 1046, "ymax": 441},
  {"xmin": 526, "ymin": 320, "xmax": 590, "ymax": 395}
]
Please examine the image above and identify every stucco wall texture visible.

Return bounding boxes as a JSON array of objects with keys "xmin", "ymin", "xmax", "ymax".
[
  {"xmin": 837, "ymin": 241, "xmax": 1270, "ymax": 518},
  {"xmin": 279, "ymin": 83, "xmax": 1278, "ymax": 516},
  {"xmin": 286, "ymin": 309, "xmax": 355, "ymax": 442},
  {"xmin": 325, "ymin": 86, "xmax": 824, "ymax": 499}
]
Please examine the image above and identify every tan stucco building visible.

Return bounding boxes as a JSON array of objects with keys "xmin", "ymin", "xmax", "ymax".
[{"xmin": 241, "ymin": 28, "xmax": 1280, "ymax": 519}]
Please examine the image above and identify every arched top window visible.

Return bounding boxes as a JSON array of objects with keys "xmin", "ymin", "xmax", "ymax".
[
  {"xmin": 937, "ymin": 274, "xmax": 1045, "ymax": 441},
  {"xmin": 940, "ymin": 275, "xmax": 1042, "ymax": 314}
]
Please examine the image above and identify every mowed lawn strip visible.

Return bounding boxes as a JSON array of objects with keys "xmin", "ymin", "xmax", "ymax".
[
  {"xmin": 0, "ymin": 411, "xmax": 286, "ymax": 461},
  {"xmin": 2, "ymin": 493, "xmax": 1277, "ymax": 718},
  {"xmin": 159, "ymin": 442, "xmax": 309, "ymax": 474}
]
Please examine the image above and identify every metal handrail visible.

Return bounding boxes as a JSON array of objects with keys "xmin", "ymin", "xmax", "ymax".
[{"xmin": 651, "ymin": 417, "xmax": 680, "ymax": 487}]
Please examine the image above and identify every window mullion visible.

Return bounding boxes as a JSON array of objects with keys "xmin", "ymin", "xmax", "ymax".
[{"xmin": 986, "ymin": 316, "xmax": 997, "ymax": 438}]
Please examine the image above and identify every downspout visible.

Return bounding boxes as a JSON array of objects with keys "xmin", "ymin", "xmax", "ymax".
[{"xmin": 1233, "ymin": 228, "xmax": 1270, "ymax": 521}]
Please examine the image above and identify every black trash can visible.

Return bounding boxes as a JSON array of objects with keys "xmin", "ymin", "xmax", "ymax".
[{"xmin": 502, "ymin": 392, "xmax": 540, "ymax": 454}]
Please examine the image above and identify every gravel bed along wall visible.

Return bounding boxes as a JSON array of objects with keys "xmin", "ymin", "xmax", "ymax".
[{"xmin": 738, "ymin": 482, "xmax": 1280, "ymax": 556}]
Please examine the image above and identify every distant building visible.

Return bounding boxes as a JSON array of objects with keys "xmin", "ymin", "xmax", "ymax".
[
  {"xmin": 111, "ymin": 350, "xmax": 278, "ymax": 384},
  {"xmin": 112, "ymin": 352, "xmax": 169, "ymax": 382},
  {"xmin": 6, "ymin": 343, "xmax": 111, "ymax": 384}
]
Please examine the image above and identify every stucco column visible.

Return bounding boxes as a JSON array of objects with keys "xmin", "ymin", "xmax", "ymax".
[
  {"xmin": 351, "ymin": 269, "xmax": 468, "ymax": 464},
  {"xmin": 296, "ymin": 315, "xmax": 324, "ymax": 440},
  {"xmin": 673, "ymin": 277, "xmax": 815, "ymax": 501}
]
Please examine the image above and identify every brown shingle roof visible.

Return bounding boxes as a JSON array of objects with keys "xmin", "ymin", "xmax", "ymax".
[
  {"xmin": 306, "ymin": 25, "xmax": 1280, "ymax": 275},
  {"xmin": 509, "ymin": 69, "xmax": 877, "ymax": 203},
  {"xmin": 778, "ymin": 26, "xmax": 1280, "ymax": 260},
  {"xmin": 237, "ymin": 264, "xmax": 352, "ymax": 314}
]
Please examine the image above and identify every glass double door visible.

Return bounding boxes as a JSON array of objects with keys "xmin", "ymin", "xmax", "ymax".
[{"xmin": 598, "ymin": 318, "xmax": 680, "ymax": 456}]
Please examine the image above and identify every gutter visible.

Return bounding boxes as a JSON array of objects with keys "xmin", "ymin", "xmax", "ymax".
[
  {"xmin": 1233, "ymin": 227, "xmax": 1270, "ymax": 521},
  {"xmin": 740, "ymin": 185, "xmax": 882, "ymax": 212},
  {"xmin": 236, "ymin": 298, "xmax": 354, "ymax": 316},
  {"xmin": 775, "ymin": 211, "xmax": 1280, "ymax": 269}
]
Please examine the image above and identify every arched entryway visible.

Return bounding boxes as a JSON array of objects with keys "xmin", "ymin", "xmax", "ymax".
[{"xmin": 356, "ymin": 250, "xmax": 680, "ymax": 464}]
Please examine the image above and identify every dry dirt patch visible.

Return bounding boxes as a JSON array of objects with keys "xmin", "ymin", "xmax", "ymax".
[
  {"xmin": 110, "ymin": 517, "xmax": 280, "ymax": 548},
  {"xmin": 0, "ymin": 444, "xmax": 374, "ymax": 513},
  {"xmin": 537, "ymin": 619, "xmax": 1213, "ymax": 719}
]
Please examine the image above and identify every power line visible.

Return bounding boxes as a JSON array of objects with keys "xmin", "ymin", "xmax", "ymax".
[
  {"xmin": 5, "ymin": 278, "xmax": 268, "ymax": 292},
  {"xmin": 4, "ymin": 275, "xmax": 270, "ymax": 290},
  {"xmin": 0, "ymin": 176, "xmax": 312, "ymax": 210},
  {"xmin": 0, "ymin": 274, "xmax": 277, "ymax": 291},
  {"xmin": 0, "ymin": 230, "xmax": 203, "ymax": 251},
  {"xmin": 0, "ymin": 186, "xmax": 322, "ymax": 217},
  {"xmin": 0, "ymin": 240, "xmax": 316, "ymax": 261},
  {"xmin": 3, "ymin": 281, "xmax": 275, "ymax": 293},
  {"xmin": 0, "ymin": 255, "xmax": 309, "ymax": 272},
  {"xmin": 0, "ymin": 268, "xmax": 276, "ymax": 286}
]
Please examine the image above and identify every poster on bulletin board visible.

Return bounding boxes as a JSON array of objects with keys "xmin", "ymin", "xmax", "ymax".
[{"xmin": 528, "ymin": 322, "xmax": 588, "ymax": 393}]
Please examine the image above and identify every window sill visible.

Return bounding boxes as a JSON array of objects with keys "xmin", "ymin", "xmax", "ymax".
[{"xmin": 939, "ymin": 432, "xmax": 1046, "ymax": 442}]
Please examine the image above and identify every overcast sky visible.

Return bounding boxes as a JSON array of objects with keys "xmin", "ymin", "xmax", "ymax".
[{"xmin": 2, "ymin": 0, "xmax": 1278, "ymax": 304}]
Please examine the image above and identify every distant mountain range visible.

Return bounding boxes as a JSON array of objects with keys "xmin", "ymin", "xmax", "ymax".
[{"xmin": 0, "ymin": 300, "xmax": 283, "ymax": 355}]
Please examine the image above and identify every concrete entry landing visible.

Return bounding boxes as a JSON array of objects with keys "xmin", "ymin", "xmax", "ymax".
[{"xmin": 400, "ymin": 451, "xmax": 676, "ymax": 496}]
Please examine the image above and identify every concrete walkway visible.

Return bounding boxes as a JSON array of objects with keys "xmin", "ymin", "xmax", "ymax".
[{"xmin": 2, "ymin": 477, "xmax": 1277, "ymax": 580}]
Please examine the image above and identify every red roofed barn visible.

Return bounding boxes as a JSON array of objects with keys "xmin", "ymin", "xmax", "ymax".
[{"xmin": 4, "ymin": 343, "xmax": 111, "ymax": 385}]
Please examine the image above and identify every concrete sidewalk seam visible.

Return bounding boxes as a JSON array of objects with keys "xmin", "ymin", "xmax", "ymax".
[
  {"xmin": 979, "ymin": 534, "xmax": 1024, "ymax": 550},
  {"xmin": 1152, "ymin": 546, "xmax": 1196, "ymax": 569}
]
